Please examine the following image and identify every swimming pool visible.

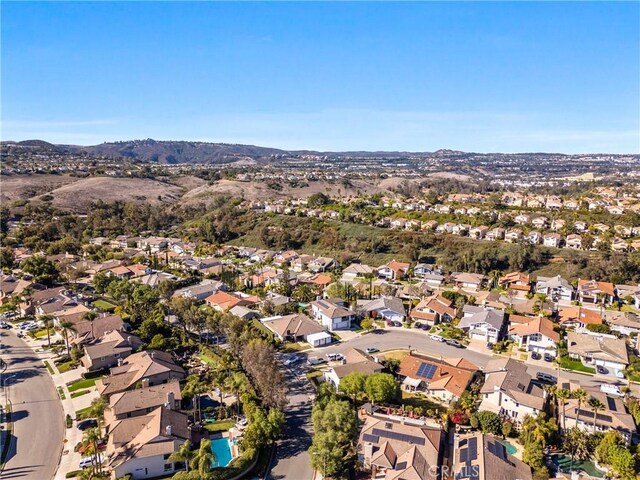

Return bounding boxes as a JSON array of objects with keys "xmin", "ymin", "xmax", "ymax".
[
  {"xmin": 550, "ymin": 454, "xmax": 605, "ymax": 478},
  {"xmin": 498, "ymin": 440, "xmax": 517, "ymax": 455},
  {"xmin": 210, "ymin": 437, "xmax": 233, "ymax": 468}
]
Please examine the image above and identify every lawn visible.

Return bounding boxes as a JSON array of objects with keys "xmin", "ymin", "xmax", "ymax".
[
  {"xmin": 75, "ymin": 406, "xmax": 92, "ymax": 419},
  {"xmin": 67, "ymin": 377, "xmax": 101, "ymax": 392},
  {"xmin": 250, "ymin": 319, "xmax": 274, "ymax": 339},
  {"xmin": 305, "ymin": 369, "xmax": 323, "ymax": 380},
  {"xmin": 380, "ymin": 350, "xmax": 409, "ymax": 362},
  {"xmin": 57, "ymin": 387, "xmax": 66, "ymax": 400},
  {"xmin": 92, "ymin": 299, "xmax": 117, "ymax": 312},
  {"xmin": 198, "ymin": 353, "xmax": 217, "ymax": 365},
  {"xmin": 70, "ymin": 390, "xmax": 91, "ymax": 399},
  {"xmin": 43, "ymin": 361, "xmax": 55, "ymax": 374},
  {"xmin": 204, "ymin": 420, "xmax": 235, "ymax": 433},
  {"xmin": 281, "ymin": 342, "xmax": 308, "ymax": 353},
  {"xmin": 57, "ymin": 361, "xmax": 78, "ymax": 373},
  {"xmin": 557, "ymin": 356, "xmax": 595, "ymax": 374}
]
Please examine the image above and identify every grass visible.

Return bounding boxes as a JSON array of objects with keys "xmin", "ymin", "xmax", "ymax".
[
  {"xmin": 250, "ymin": 319, "xmax": 274, "ymax": 339},
  {"xmin": 198, "ymin": 353, "xmax": 218, "ymax": 365},
  {"xmin": 92, "ymin": 299, "xmax": 117, "ymax": 312},
  {"xmin": 57, "ymin": 386, "xmax": 67, "ymax": 400},
  {"xmin": 204, "ymin": 420, "xmax": 235, "ymax": 433},
  {"xmin": 75, "ymin": 406, "xmax": 92, "ymax": 420},
  {"xmin": 557, "ymin": 356, "xmax": 596, "ymax": 374},
  {"xmin": 380, "ymin": 350, "xmax": 409, "ymax": 362},
  {"xmin": 34, "ymin": 328, "xmax": 54, "ymax": 339},
  {"xmin": 67, "ymin": 377, "xmax": 100, "ymax": 392},
  {"xmin": 305, "ymin": 369, "xmax": 323, "ymax": 380},
  {"xmin": 70, "ymin": 390, "xmax": 91, "ymax": 399},
  {"xmin": 43, "ymin": 360, "xmax": 55, "ymax": 374},
  {"xmin": 57, "ymin": 361, "xmax": 77, "ymax": 373},
  {"xmin": 281, "ymin": 342, "xmax": 307, "ymax": 353},
  {"xmin": 400, "ymin": 391, "xmax": 447, "ymax": 415},
  {"xmin": 624, "ymin": 371, "xmax": 640, "ymax": 383}
]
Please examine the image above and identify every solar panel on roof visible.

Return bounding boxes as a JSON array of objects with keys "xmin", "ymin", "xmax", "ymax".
[
  {"xmin": 371, "ymin": 428, "xmax": 426, "ymax": 445},
  {"xmin": 495, "ymin": 442, "xmax": 507, "ymax": 460},
  {"xmin": 459, "ymin": 439, "xmax": 467, "ymax": 447},
  {"xmin": 362, "ymin": 433, "xmax": 379, "ymax": 443},
  {"xmin": 468, "ymin": 437, "xmax": 478, "ymax": 460},
  {"xmin": 607, "ymin": 397, "xmax": 617, "ymax": 412},
  {"xmin": 459, "ymin": 448, "xmax": 468, "ymax": 462},
  {"xmin": 416, "ymin": 362, "xmax": 437, "ymax": 379},
  {"xmin": 597, "ymin": 413, "xmax": 613, "ymax": 423}
]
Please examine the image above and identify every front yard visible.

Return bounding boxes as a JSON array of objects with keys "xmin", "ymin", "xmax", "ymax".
[{"xmin": 557, "ymin": 356, "xmax": 595, "ymax": 374}]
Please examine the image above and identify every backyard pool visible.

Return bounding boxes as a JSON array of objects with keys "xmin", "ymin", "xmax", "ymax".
[
  {"xmin": 210, "ymin": 437, "xmax": 233, "ymax": 468},
  {"xmin": 550, "ymin": 454, "xmax": 605, "ymax": 478},
  {"xmin": 498, "ymin": 440, "xmax": 517, "ymax": 455}
]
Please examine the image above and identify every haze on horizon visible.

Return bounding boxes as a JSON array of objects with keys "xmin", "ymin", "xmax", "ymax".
[{"xmin": 2, "ymin": 1, "xmax": 639, "ymax": 154}]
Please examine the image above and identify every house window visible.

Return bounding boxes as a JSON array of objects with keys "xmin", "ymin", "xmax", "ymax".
[
  {"xmin": 164, "ymin": 463, "xmax": 173, "ymax": 472},
  {"xmin": 163, "ymin": 454, "xmax": 171, "ymax": 460}
]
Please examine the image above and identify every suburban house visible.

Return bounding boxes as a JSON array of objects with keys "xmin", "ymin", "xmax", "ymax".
[
  {"xmin": 409, "ymin": 293, "xmax": 456, "ymax": 325},
  {"xmin": 559, "ymin": 389, "xmax": 636, "ymax": 444},
  {"xmin": 458, "ymin": 306, "xmax": 506, "ymax": 343},
  {"xmin": 261, "ymin": 313, "xmax": 328, "ymax": 345},
  {"xmin": 0, "ymin": 275, "xmax": 34, "ymax": 305},
  {"xmin": 604, "ymin": 311, "xmax": 640, "ymax": 337},
  {"xmin": 377, "ymin": 260, "xmax": 411, "ymax": 281},
  {"xmin": 397, "ymin": 353, "xmax": 478, "ymax": 403},
  {"xmin": 453, "ymin": 433, "xmax": 532, "ymax": 480},
  {"xmin": 66, "ymin": 313, "xmax": 126, "ymax": 344},
  {"xmin": 543, "ymin": 233, "xmax": 563, "ymax": 248},
  {"xmin": 479, "ymin": 358, "xmax": 545, "ymax": 422},
  {"xmin": 308, "ymin": 256, "xmax": 338, "ymax": 272},
  {"xmin": 97, "ymin": 350, "xmax": 186, "ymax": 399},
  {"xmin": 508, "ymin": 315, "xmax": 559, "ymax": 357},
  {"xmin": 535, "ymin": 275, "xmax": 574, "ymax": 302},
  {"xmin": 498, "ymin": 272, "xmax": 531, "ymax": 297},
  {"xmin": 105, "ymin": 381, "xmax": 183, "ymax": 423},
  {"xmin": 273, "ymin": 250, "xmax": 299, "ymax": 266},
  {"xmin": 172, "ymin": 280, "xmax": 225, "ymax": 301},
  {"xmin": 504, "ymin": 228, "xmax": 523, "ymax": 242},
  {"xmin": 450, "ymin": 272, "xmax": 486, "ymax": 291},
  {"xmin": 356, "ymin": 296, "xmax": 406, "ymax": 323},
  {"xmin": 485, "ymin": 227, "xmax": 505, "ymax": 241},
  {"xmin": 413, "ymin": 263, "xmax": 437, "ymax": 278},
  {"xmin": 342, "ymin": 263, "xmax": 375, "ymax": 282},
  {"xmin": 566, "ymin": 234, "xmax": 583, "ymax": 249},
  {"xmin": 81, "ymin": 331, "xmax": 143, "ymax": 372},
  {"xmin": 566, "ymin": 331, "xmax": 629, "ymax": 372},
  {"xmin": 310, "ymin": 298, "xmax": 356, "ymax": 331},
  {"xmin": 557, "ymin": 306, "xmax": 603, "ymax": 329},
  {"xmin": 324, "ymin": 348, "xmax": 383, "ymax": 388},
  {"xmin": 204, "ymin": 291, "xmax": 256, "ymax": 311},
  {"xmin": 577, "ymin": 279, "xmax": 616, "ymax": 304},
  {"xmin": 106, "ymin": 406, "xmax": 192, "ymax": 479},
  {"xmin": 358, "ymin": 415, "xmax": 443, "ymax": 480}
]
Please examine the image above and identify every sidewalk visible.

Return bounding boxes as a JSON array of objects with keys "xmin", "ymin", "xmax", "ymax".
[{"xmin": 17, "ymin": 333, "xmax": 100, "ymax": 480}]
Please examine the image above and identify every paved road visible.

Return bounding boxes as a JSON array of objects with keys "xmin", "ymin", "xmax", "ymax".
[
  {"xmin": 1, "ymin": 330, "xmax": 64, "ymax": 480},
  {"xmin": 267, "ymin": 358, "xmax": 315, "ymax": 480}
]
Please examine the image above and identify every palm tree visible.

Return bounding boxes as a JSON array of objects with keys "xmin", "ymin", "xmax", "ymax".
[
  {"xmin": 82, "ymin": 311, "xmax": 98, "ymax": 340},
  {"xmin": 89, "ymin": 397, "xmax": 107, "ymax": 433},
  {"xmin": 572, "ymin": 388, "xmax": 589, "ymax": 426},
  {"xmin": 169, "ymin": 439, "xmax": 194, "ymax": 472},
  {"xmin": 40, "ymin": 314, "xmax": 54, "ymax": 347},
  {"xmin": 556, "ymin": 388, "xmax": 571, "ymax": 431},
  {"xmin": 82, "ymin": 427, "xmax": 103, "ymax": 473},
  {"xmin": 588, "ymin": 397, "xmax": 605, "ymax": 431},
  {"xmin": 59, "ymin": 319, "xmax": 76, "ymax": 356},
  {"xmin": 191, "ymin": 439, "xmax": 215, "ymax": 476}
]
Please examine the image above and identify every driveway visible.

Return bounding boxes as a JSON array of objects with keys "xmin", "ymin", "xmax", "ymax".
[{"xmin": 1, "ymin": 329, "xmax": 64, "ymax": 480}]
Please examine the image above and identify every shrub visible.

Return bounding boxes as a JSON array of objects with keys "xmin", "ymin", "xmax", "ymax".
[{"xmin": 476, "ymin": 410, "xmax": 502, "ymax": 435}]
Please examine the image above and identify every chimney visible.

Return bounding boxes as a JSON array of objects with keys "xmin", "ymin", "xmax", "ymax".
[
  {"xmin": 166, "ymin": 392, "xmax": 175, "ymax": 410},
  {"xmin": 142, "ymin": 378, "xmax": 150, "ymax": 388},
  {"xmin": 127, "ymin": 336, "xmax": 132, "ymax": 344},
  {"xmin": 117, "ymin": 358, "xmax": 123, "ymax": 367},
  {"xmin": 165, "ymin": 425, "xmax": 172, "ymax": 436}
]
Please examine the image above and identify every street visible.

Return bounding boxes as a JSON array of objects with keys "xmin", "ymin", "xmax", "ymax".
[
  {"xmin": 1, "ymin": 330, "xmax": 64, "ymax": 480},
  {"xmin": 267, "ymin": 357, "xmax": 315, "ymax": 480}
]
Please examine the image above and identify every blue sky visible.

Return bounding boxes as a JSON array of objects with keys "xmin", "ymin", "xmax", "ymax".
[{"xmin": 2, "ymin": 1, "xmax": 639, "ymax": 153}]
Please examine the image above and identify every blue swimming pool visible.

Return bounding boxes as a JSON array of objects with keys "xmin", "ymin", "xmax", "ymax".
[
  {"xmin": 498, "ymin": 440, "xmax": 517, "ymax": 455},
  {"xmin": 210, "ymin": 437, "xmax": 233, "ymax": 468}
]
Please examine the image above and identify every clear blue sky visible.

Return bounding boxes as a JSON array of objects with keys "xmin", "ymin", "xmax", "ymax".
[{"xmin": 2, "ymin": 1, "xmax": 639, "ymax": 153}]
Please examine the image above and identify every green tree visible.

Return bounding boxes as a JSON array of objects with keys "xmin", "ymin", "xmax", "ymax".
[
  {"xmin": 190, "ymin": 439, "xmax": 215, "ymax": 476},
  {"xmin": 564, "ymin": 427, "xmax": 590, "ymax": 461},
  {"xmin": 21, "ymin": 255, "xmax": 59, "ymax": 285},
  {"xmin": 40, "ymin": 314, "xmax": 54, "ymax": 347},
  {"xmin": 364, "ymin": 373, "xmax": 398, "ymax": 405},
  {"xmin": 523, "ymin": 441, "xmax": 545, "ymax": 470},
  {"xmin": 572, "ymin": 388, "xmax": 588, "ymax": 426},
  {"xmin": 556, "ymin": 388, "xmax": 571, "ymax": 431},
  {"xmin": 339, "ymin": 372, "xmax": 367, "ymax": 404},
  {"xmin": 59, "ymin": 319, "xmax": 76, "ymax": 356},
  {"xmin": 475, "ymin": 410, "xmax": 502, "ymax": 435},
  {"xmin": 595, "ymin": 431, "xmax": 623, "ymax": 465},
  {"xmin": 609, "ymin": 445, "xmax": 637, "ymax": 480},
  {"xmin": 169, "ymin": 439, "xmax": 194, "ymax": 472}
]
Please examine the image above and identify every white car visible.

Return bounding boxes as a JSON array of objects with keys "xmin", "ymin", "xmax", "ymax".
[
  {"xmin": 79, "ymin": 454, "xmax": 103, "ymax": 469},
  {"xmin": 326, "ymin": 353, "xmax": 344, "ymax": 362},
  {"xmin": 24, "ymin": 323, "xmax": 39, "ymax": 331},
  {"xmin": 429, "ymin": 334, "xmax": 445, "ymax": 342}
]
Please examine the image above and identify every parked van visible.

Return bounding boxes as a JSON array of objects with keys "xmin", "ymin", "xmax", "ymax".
[
  {"xmin": 600, "ymin": 384, "xmax": 624, "ymax": 397},
  {"xmin": 326, "ymin": 353, "xmax": 344, "ymax": 362}
]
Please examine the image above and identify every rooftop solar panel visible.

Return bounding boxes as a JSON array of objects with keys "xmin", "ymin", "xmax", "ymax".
[
  {"xmin": 362, "ymin": 433, "xmax": 379, "ymax": 443},
  {"xmin": 607, "ymin": 396, "xmax": 617, "ymax": 412},
  {"xmin": 371, "ymin": 428, "xmax": 426, "ymax": 446},
  {"xmin": 416, "ymin": 362, "xmax": 437, "ymax": 379},
  {"xmin": 468, "ymin": 437, "xmax": 478, "ymax": 460}
]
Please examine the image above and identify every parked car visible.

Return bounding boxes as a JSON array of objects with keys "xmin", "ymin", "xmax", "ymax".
[
  {"xmin": 0, "ymin": 322, "xmax": 11, "ymax": 329},
  {"xmin": 413, "ymin": 322, "xmax": 422, "ymax": 329},
  {"xmin": 386, "ymin": 321, "xmax": 394, "ymax": 327},
  {"xmin": 600, "ymin": 384, "xmax": 624, "ymax": 397},
  {"xmin": 326, "ymin": 353, "xmax": 344, "ymax": 362},
  {"xmin": 16, "ymin": 331, "xmax": 25, "ymax": 338},
  {"xmin": 596, "ymin": 365, "xmax": 609, "ymax": 375},
  {"xmin": 430, "ymin": 334, "xmax": 445, "ymax": 342},
  {"xmin": 393, "ymin": 321, "xmax": 403, "ymax": 327},
  {"xmin": 531, "ymin": 352, "xmax": 542, "ymax": 360},
  {"xmin": 536, "ymin": 372, "xmax": 557, "ymax": 384},
  {"xmin": 283, "ymin": 354, "xmax": 301, "ymax": 366},
  {"xmin": 307, "ymin": 357, "xmax": 326, "ymax": 366},
  {"xmin": 543, "ymin": 353, "xmax": 554, "ymax": 363},
  {"xmin": 24, "ymin": 323, "xmax": 39, "ymax": 331},
  {"xmin": 446, "ymin": 339, "xmax": 465, "ymax": 348},
  {"xmin": 77, "ymin": 419, "xmax": 98, "ymax": 431},
  {"xmin": 365, "ymin": 347, "xmax": 379, "ymax": 354},
  {"xmin": 420, "ymin": 324, "xmax": 431, "ymax": 331},
  {"xmin": 79, "ymin": 454, "xmax": 103, "ymax": 469}
]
